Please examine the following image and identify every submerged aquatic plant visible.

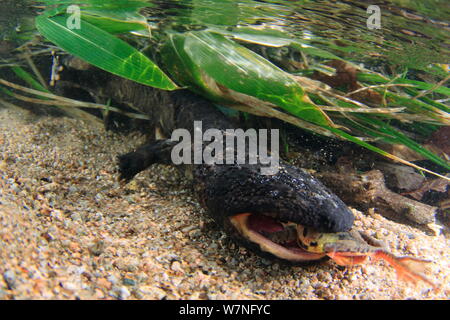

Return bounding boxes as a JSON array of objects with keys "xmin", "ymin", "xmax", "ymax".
[{"xmin": 1, "ymin": 0, "xmax": 449, "ymax": 178}]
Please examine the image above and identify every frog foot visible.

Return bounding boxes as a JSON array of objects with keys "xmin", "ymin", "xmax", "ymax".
[{"xmin": 326, "ymin": 250, "xmax": 438, "ymax": 291}]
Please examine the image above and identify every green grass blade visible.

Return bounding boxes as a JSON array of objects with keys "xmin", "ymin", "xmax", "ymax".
[
  {"xmin": 357, "ymin": 72, "xmax": 450, "ymax": 96},
  {"xmin": 320, "ymin": 90, "xmax": 449, "ymax": 170},
  {"xmin": 35, "ymin": 13, "xmax": 178, "ymax": 90},
  {"xmin": 11, "ymin": 66, "xmax": 48, "ymax": 92},
  {"xmin": 326, "ymin": 126, "xmax": 449, "ymax": 179},
  {"xmin": 384, "ymin": 92, "xmax": 449, "ymax": 123},
  {"xmin": 356, "ymin": 72, "xmax": 450, "ymax": 118},
  {"xmin": 403, "ymin": 87, "xmax": 450, "ymax": 113},
  {"xmin": 355, "ymin": 115, "xmax": 450, "ymax": 170}
]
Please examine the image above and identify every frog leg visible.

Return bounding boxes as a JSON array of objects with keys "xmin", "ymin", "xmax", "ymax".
[
  {"xmin": 369, "ymin": 251, "xmax": 438, "ymax": 290},
  {"xmin": 349, "ymin": 232, "xmax": 436, "ymax": 288},
  {"xmin": 320, "ymin": 234, "xmax": 438, "ymax": 290},
  {"xmin": 327, "ymin": 248, "xmax": 438, "ymax": 290},
  {"xmin": 326, "ymin": 251, "xmax": 368, "ymax": 266}
]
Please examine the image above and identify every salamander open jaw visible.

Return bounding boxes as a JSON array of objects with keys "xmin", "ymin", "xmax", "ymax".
[{"xmin": 229, "ymin": 213, "xmax": 326, "ymax": 262}]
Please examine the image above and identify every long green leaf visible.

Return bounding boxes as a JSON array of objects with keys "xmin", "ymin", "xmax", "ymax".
[
  {"xmin": 80, "ymin": 7, "xmax": 149, "ymax": 34},
  {"xmin": 211, "ymin": 26, "xmax": 340, "ymax": 59},
  {"xmin": 35, "ymin": 13, "xmax": 178, "ymax": 90},
  {"xmin": 161, "ymin": 31, "xmax": 332, "ymax": 126}
]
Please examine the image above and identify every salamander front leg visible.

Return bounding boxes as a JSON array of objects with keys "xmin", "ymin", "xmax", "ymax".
[{"xmin": 118, "ymin": 139, "xmax": 176, "ymax": 182}]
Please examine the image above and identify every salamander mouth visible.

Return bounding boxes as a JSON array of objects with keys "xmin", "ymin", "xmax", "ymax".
[{"xmin": 229, "ymin": 213, "xmax": 326, "ymax": 262}]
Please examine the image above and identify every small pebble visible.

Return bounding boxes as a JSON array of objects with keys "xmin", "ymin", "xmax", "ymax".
[
  {"xmin": 171, "ymin": 261, "xmax": 184, "ymax": 273},
  {"xmin": 61, "ymin": 282, "xmax": 77, "ymax": 292},
  {"xmin": 107, "ymin": 275, "xmax": 119, "ymax": 285},
  {"xmin": 3, "ymin": 270, "xmax": 16, "ymax": 290},
  {"xmin": 70, "ymin": 212, "xmax": 82, "ymax": 221},
  {"xmin": 88, "ymin": 240, "xmax": 105, "ymax": 256},
  {"xmin": 116, "ymin": 286, "xmax": 131, "ymax": 300},
  {"xmin": 122, "ymin": 278, "xmax": 136, "ymax": 286}
]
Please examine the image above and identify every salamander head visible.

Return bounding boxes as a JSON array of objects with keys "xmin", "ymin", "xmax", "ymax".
[{"xmin": 200, "ymin": 163, "xmax": 355, "ymax": 263}]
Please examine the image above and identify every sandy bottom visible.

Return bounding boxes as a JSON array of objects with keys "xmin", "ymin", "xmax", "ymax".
[{"xmin": 0, "ymin": 107, "xmax": 448, "ymax": 300}]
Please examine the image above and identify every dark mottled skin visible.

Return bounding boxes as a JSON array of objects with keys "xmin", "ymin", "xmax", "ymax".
[
  {"xmin": 59, "ymin": 64, "xmax": 354, "ymax": 261},
  {"xmin": 195, "ymin": 163, "xmax": 353, "ymax": 233}
]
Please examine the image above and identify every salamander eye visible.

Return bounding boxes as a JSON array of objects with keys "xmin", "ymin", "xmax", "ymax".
[{"xmin": 309, "ymin": 241, "xmax": 318, "ymax": 247}]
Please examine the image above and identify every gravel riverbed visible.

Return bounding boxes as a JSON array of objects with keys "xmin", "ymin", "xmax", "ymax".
[{"xmin": 0, "ymin": 107, "xmax": 448, "ymax": 300}]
